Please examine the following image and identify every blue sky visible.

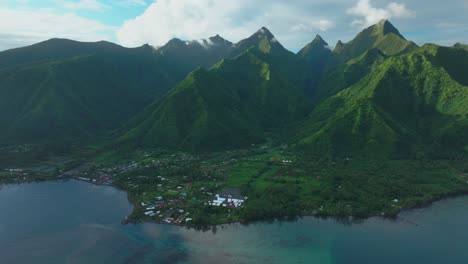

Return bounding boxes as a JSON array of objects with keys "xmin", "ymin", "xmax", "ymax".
[
  {"xmin": 1, "ymin": 0, "xmax": 149, "ymax": 25},
  {"xmin": 0, "ymin": 0, "xmax": 467, "ymax": 51}
]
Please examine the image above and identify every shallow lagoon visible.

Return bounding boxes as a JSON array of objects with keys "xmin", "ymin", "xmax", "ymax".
[{"xmin": 1, "ymin": 180, "xmax": 467, "ymax": 264}]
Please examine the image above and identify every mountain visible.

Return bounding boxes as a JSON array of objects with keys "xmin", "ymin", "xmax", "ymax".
[
  {"xmin": 156, "ymin": 35, "xmax": 234, "ymax": 73},
  {"xmin": 454, "ymin": 43, "xmax": 468, "ymax": 51},
  {"xmin": 0, "ymin": 46, "xmax": 180, "ymax": 143},
  {"xmin": 230, "ymin": 27, "xmax": 288, "ymax": 57},
  {"xmin": 0, "ymin": 38, "xmax": 125, "ymax": 70},
  {"xmin": 314, "ymin": 48, "xmax": 387, "ymax": 101},
  {"xmin": 295, "ymin": 44, "xmax": 468, "ymax": 159},
  {"xmin": 298, "ymin": 35, "xmax": 333, "ymax": 94},
  {"xmin": 298, "ymin": 34, "xmax": 332, "ymax": 73},
  {"xmin": 1, "ymin": 20, "xmax": 466, "ymax": 160},
  {"xmin": 332, "ymin": 20, "xmax": 418, "ymax": 65},
  {"xmin": 117, "ymin": 28, "xmax": 310, "ymax": 151},
  {"xmin": 0, "ymin": 37, "xmax": 236, "ymax": 144}
]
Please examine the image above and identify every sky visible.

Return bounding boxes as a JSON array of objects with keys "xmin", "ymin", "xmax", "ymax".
[{"xmin": 0, "ymin": 0, "xmax": 467, "ymax": 52}]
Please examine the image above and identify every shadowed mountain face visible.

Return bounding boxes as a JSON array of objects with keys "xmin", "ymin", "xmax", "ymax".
[
  {"xmin": 117, "ymin": 28, "xmax": 310, "ymax": 151},
  {"xmin": 298, "ymin": 34, "xmax": 332, "ymax": 72},
  {"xmin": 0, "ymin": 20, "xmax": 467, "ymax": 159},
  {"xmin": 0, "ymin": 39, "xmax": 127, "ymax": 70},
  {"xmin": 156, "ymin": 35, "xmax": 235, "ymax": 74},
  {"xmin": 298, "ymin": 35, "xmax": 333, "ymax": 95},
  {"xmin": 0, "ymin": 36, "xmax": 236, "ymax": 144}
]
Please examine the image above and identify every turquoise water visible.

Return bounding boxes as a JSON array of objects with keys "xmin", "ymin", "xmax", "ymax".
[{"xmin": 0, "ymin": 180, "xmax": 467, "ymax": 264}]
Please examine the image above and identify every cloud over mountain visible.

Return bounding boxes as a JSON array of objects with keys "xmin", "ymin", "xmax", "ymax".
[
  {"xmin": 116, "ymin": 0, "xmax": 335, "ymax": 50},
  {"xmin": 347, "ymin": 0, "xmax": 413, "ymax": 28}
]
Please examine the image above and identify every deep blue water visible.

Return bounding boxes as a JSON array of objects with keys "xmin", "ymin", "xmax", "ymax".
[{"xmin": 0, "ymin": 180, "xmax": 467, "ymax": 264}]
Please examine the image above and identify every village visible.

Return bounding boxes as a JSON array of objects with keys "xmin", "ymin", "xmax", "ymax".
[
  {"xmin": 3, "ymin": 140, "xmax": 462, "ymax": 226},
  {"xmin": 23, "ymin": 146, "xmax": 289, "ymax": 226}
]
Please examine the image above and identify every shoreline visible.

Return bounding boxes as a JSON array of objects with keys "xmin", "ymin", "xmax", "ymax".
[
  {"xmin": 108, "ymin": 180, "xmax": 468, "ymax": 229},
  {"xmin": 2, "ymin": 178, "xmax": 468, "ymax": 229}
]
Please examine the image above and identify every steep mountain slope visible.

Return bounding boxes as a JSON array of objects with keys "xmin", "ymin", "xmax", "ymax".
[
  {"xmin": 118, "ymin": 28, "xmax": 310, "ymax": 151},
  {"xmin": 298, "ymin": 35, "xmax": 333, "ymax": 94},
  {"xmin": 314, "ymin": 48, "xmax": 388, "ymax": 101},
  {"xmin": 0, "ymin": 48, "xmax": 179, "ymax": 142},
  {"xmin": 156, "ymin": 35, "xmax": 234, "ymax": 73},
  {"xmin": 0, "ymin": 37, "xmax": 239, "ymax": 144},
  {"xmin": 298, "ymin": 35, "xmax": 332, "ymax": 73},
  {"xmin": 332, "ymin": 20, "xmax": 418, "ymax": 65},
  {"xmin": 295, "ymin": 45, "xmax": 468, "ymax": 158}
]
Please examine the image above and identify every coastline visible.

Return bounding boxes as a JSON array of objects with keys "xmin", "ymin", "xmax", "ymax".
[
  {"xmin": 108, "ymin": 180, "xmax": 468, "ymax": 229},
  {"xmin": 2, "ymin": 177, "xmax": 468, "ymax": 229}
]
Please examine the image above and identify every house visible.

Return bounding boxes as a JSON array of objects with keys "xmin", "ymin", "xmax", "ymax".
[{"xmin": 210, "ymin": 188, "xmax": 245, "ymax": 208}]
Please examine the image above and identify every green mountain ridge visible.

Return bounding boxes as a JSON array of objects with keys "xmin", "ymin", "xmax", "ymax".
[
  {"xmin": 230, "ymin": 27, "xmax": 289, "ymax": 57},
  {"xmin": 0, "ymin": 36, "xmax": 242, "ymax": 144},
  {"xmin": 117, "ymin": 29, "xmax": 310, "ymax": 151},
  {"xmin": 0, "ymin": 51, "xmax": 178, "ymax": 142},
  {"xmin": 332, "ymin": 19, "xmax": 418, "ymax": 65},
  {"xmin": 296, "ymin": 45, "xmax": 468, "ymax": 158},
  {"xmin": 156, "ymin": 35, "xmax": 234, "ymax": 74},
  {"xmin": 314, "ymin": 48, "xmax": 388, "ymax": 101},
  {"xmin": 0, "ymin": 20, "xmax": 466, "ymax": 162},
  {"xmin": 0, "ymin": 38, "xmax": 128, "ymax": 70}
]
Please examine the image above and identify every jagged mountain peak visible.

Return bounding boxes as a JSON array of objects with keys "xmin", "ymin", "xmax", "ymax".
[
  {"xmin": 313, "ymin": 34, "xmax": 327, "ymax": 42},
  {"xmin": 160, "ymin": 35, "xmax": 233, "ymax": 51},
  {"xmin": 209, "ymin": 34, "xmax": 230, "ymax": 43},
  {"xmin": 299, "ymin": 34, "xmax": 331, "ymax": 56},
  {"xmin": 335, "ymin": 40, "xmax": 344, "ymax": 49},
  {"xmin": 374, "ymin": 19, "xmax": 403, "ymax": 38},
  {"xmin": 230, "ymin": 26, "xmax": 286, "ymax": 56},
  {"xmin": 250, "ymin": 26, "xmax": 277, "ymax": 41},
  {"xmin": 331, "ymin": 20, "xmax": 415, "ymax": 63}
]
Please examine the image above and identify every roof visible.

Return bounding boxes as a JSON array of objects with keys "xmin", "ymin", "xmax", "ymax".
[{"xmin": 217, "ymin": 188, "xmax": 244, "ymax": 200}]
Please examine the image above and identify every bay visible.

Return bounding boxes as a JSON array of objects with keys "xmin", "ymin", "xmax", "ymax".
[{"xmin": 0, "ymin": 180, "xmax": 467, "ymax": 264}]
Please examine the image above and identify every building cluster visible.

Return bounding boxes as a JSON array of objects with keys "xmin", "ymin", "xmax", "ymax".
[{"xmin": 208, "ymin": 189, "xmax": 247, "ymax": 208}]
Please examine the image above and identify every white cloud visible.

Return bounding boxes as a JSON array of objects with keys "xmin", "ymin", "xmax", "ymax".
[
  {"xmin": 116, "ymin": 0, "xmax": 335, "ymax": 49},
  {"xmin": 2, "ymin": 0, "xmax": 465, "ymax": 52},
  {"xmin": 317, "ymin": 20, "xmax": 335, "ymax": 31},
  {"xmin": 0, "ymin": 8, "xmax": 115, "ymax": 51},
  {"xmin": 347, "ymin": 0, "xmax": 413, "ymax": 28}
]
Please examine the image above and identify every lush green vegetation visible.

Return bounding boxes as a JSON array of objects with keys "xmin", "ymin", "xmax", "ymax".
[
  {"xmin": 0, "ymin": 37, "xmax": 234, "ymax": 144},
  {"xmin": 331, "ymin": 19, "xmax": 418, "ymax": 65},
  {"xmin": 296, "ymin": 44, "xmax": 468, "ymax": 159},
  {"xmin": 0, "ymin": 20, "xmax": 467, "ymax": 227},
  {"xmin": 117, "ymin": 30, "xmax": 310, "ymax": 151},
  {"xmin": 1, "ymin": 143, "xmax": 467, "ymax": 226},
  {"xmin": 312, "ymin": 48, "xmax": 387, "ymax": 101}
]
